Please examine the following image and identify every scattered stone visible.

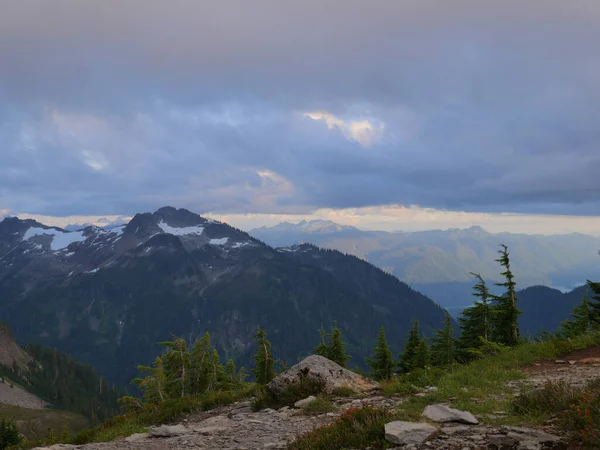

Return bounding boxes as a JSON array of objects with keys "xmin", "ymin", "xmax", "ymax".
[
  {"xmin": 568, "ymin": 360, "xmax": 576, "ymax": 365},
  {"xmin": 554, "ymin": 360, "xmax": 567, "ymax": 364},
  {"xmin": 501, "ymin": 425, "xmax": 562, "ymax": 448},
  {"xmin": 124, "ymin": 433, "xmax": 149, "ymax": 442},
  {"xmin": 422, "ymin": 404, "xmax": 479, "ymax": 425},
  {"xmin": 440, "ymin": 425, "xmax": 471, "ymax": 435},
  {"xmin": 384, "ymin": 421, "xmax": 437, "ymax": 445},
  {"xmin": 488, "ymin": 434, "xmax": 520, "ymax": 448},
  {"xmin": 150, "ymin": 424, "xmax": 189, "ymax": 437},
  {"xmin": 294, "ymin": 395, "xmax": 317, "ymax": 408},
  {"xmin": 426, "ymin": 386, "xmax": 438, "ymax": 392},
  {"xmin": 195, "ymin": 426, "xmax": 227, "ymax": 435},
  {"xmin": 267, "ymin": 355, "xmax": 378, "ymax": 395},
  {"xmin": 579, "ymin": 357, "xmax": 600, "ymax": 364}
]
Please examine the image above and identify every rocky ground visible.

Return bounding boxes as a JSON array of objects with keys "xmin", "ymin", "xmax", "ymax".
[{"xmin": 33, "ymin": 347, "xmax": 600, "ymax": 450}]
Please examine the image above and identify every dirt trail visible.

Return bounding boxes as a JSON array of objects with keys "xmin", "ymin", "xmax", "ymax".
[{"xmin": 520, "ymin": 345, "xmax": 600, "ymax": 390}]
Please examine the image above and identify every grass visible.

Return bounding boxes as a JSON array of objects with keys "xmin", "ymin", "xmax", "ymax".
[
  {"xmin": 290, "ymin": 333, "xmax": 600, "ymax": 449},
  {"xmin": 331, "ymin": 386, "xmax": 357, "ymax": 397},
  {"xmin": 0, "ymin": 404, "xmax": 89, "ymax": 442},
  {"xmin": 300, "ymin": 396, "xmax": 336, "ymax": 415}
]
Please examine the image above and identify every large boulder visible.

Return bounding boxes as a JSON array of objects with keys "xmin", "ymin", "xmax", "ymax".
[{"xmin": 267, "ymin": 355, "xmax": 378, "ymax": 395}]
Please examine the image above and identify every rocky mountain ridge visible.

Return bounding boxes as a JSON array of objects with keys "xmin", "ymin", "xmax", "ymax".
[{"xmin": 0, "ymin": 207, "xmax": 448, "ymax": 386}]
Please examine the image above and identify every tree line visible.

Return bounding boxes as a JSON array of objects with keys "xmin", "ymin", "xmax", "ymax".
[{"xmin": 128, "ymin": 243, "xmax": 600, "ymax": 402}]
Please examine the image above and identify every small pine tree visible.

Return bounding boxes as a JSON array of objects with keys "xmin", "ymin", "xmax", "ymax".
[
  {"xmin": 414, "ymin": 337, "xmax": 430, "ymax": 369},
  {"xmin": 237, "ymin": 366, "xmax": 248, "ymax": 384},
  {"xmin": 46, "ymin": 428, "xmax": 57, "ymax": 445},
  {"xmin": 329, "ymin": 326, "xmax": 350, "ymax": 367},
  {"xmin": 458, "ymin": 273, "xmax": 491, "ymax": 358},
  {"xmin": 251, "ymin": 327, "xmax": 276, "ymax": 385},
  {"xmin": 132, "ymin": 356, "xmax": 167, "ymax": 403},
  {"xmin": 159, "ymin": 337, "xmax": 190, "ymax": 397},
  {"xmin": 399, "ymin": 320, "xmax": 420, "ymax": 373},
  {"xmin": 559, "ymin": 289, "xmax": 597, "ymax": 338},
  {"xmin": 587, "ymin": 280, "xmax": 600, "ymax": 326},
  {"xmin": 60, "ymin": 425, "xmax": 71, "ymax": 442},
  {"xmin": 313, "ymin": 325, "xmax": 350, "ymax": 367},
  {"xmin": 366, "ymin": 327, "xmax": 393, "ymax": 380},
  {"xmin": 0, "ymin": 419, "xmax": 22, "ymax": 449},
  {"xmin": 313, "ymin": 326, "xmax": 331, "ymax": 359},
  {"xmin": 431, "ymin": 312, "xmax": 456, "ymax": 366},
  {"xmin": 225, "ymin": 359, "xmax": 237, "ymax": 384},
  {"xmin": 189, "ymin": 332, "xmax": 212, "ymax": 394},
  {"xmin": 491, "ymin": 244, "xmax": 522, "ymax": 346}
]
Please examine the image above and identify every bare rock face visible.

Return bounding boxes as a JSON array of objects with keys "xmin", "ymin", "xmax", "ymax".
[{"xmin": 267, "ymin": 355, "xmax": 378, "ymax": 395}]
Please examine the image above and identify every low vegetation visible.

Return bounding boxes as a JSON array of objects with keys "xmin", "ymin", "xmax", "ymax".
[
  {"xmin": 299, "ymin": 396, "xmax": 336, "ymax": 415},
  {"xmin": 513, "ymin": 378, "xmax": 600, "ymax": 447},
  {"xmin": 292, "ymin": 332, "xmax": 600, "ymax": 449},
  {"xmin": 289, "ymin": 404, "xmax": 394, "ymax": 450}
]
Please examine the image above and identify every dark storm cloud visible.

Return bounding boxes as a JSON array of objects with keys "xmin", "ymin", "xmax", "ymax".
[{"xmin": 1, "ymin": 0, "xmax": 600, "ymax": 216}]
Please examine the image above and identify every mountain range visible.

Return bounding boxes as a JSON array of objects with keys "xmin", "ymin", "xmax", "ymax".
[
  {"xmin": 0, "ymin": 207, "xmax": 448, "ymax": 387},
  {"xmin": 250, "ymin": 221, "xmax": 600, "ymax": 311}
]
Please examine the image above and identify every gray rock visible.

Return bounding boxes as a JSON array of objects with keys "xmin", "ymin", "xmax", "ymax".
[
  {"xmin": 488, "ymin": 434, "xmax": 520, "ymax": 448},
  {"xmin": 267, "ymin": 355, "xmax": 378, "ymax": 395},
  {"xmin": 384, "ymin": 421, "xmax": 437, "ymax": 445},
  {"xmin": 124, "ymin": 433, "xmax": 149, "ymax": 442},
  {"xmin": 440, "ymin": 425, "xmax": 471, "ymax": 435},
  {"xmin": 294, "ymin": 395, "xmax": 317, "ymax": 408},
  {"xmin": 150, "ymin": 424, "xmax": 189, "ymax": 437},
  {"xmin": 502, "ymin": 425, "xmax": 561, "ymax": 447},
  {"xmin": 422, "ymin": 404, "xmax": 479, "ymax": 425},
  {"xmin": 195, "ymin": 425, "xmax": 227, "ymax": 435}
]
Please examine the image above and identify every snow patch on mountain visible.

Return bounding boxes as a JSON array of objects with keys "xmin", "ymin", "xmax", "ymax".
[
  {"xmin": 158, "ymin": 221, "xmax": 204, "ymax": 236},
  {"xmin": 23, "ymin": 227, "xmax": 86, "ymax": 251},
  {"xmin": 209, "ymin": 237, "xmax": 229, "ymax": 245}
]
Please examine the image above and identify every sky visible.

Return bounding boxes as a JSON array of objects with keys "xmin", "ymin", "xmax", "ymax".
[{"xmin": 1, "ymin": 1, "xmax": 600, "ymax": 234}]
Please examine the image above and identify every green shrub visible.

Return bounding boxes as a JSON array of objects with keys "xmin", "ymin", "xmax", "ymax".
[
  {"xmin": 289, "ymin": 405, "xmax": 393, "ymax": 450},
  {"xmin": 300, "ymin": 396, "xmax": 336, "ymax": 415},
  {"xmin": 513, "ymin": 378, "xmax": 600, "ymax": 447},
  {"xmin": 331, "ymin": 386, "xmax": 356, "ymax": 397},
  {"xmin": 0, "ymin": 419, "xmax": 22, "ymax": 449}
]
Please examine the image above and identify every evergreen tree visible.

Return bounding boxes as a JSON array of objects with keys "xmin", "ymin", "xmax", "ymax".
[
  {"xmin": 431, "ymin": 312, "xmax": 456, "ymax": 366},
  {"xmin": 491, "ymin": 244, "xmax": 522, "ymax": 346},
  {"xmin": 159, "ymin": 337, "xmax": 190, "ymax": 397},
  {"xmin": 0, "ymin": 419, "xmax": 22, "ymax": 450},
  {"xmin": 399, "ymin": 320, "xmax": 420, "ymax": 373},
  {"xmin": 189, "ymin": 332, "xmax": 212, "ymax": 394},
  {"xmin": 313, "ymin": 326, "xmax": 330, "ymax": 359},
  {"xmin": 206, "ymin": 349, "xmax": 225, "ymax": 391},
  {"xmin": 329, "ymin": 326, "xmax": 349, "ymax": 367},
  {"xmin": 458, "ymin": 273, "xmax": 491, "ymax": 359},
  {"xmin": 414, "ymin": 338, "xmax": 430, "ymax": 369},
  {"xmin": 313, "ymin": 325, "xmax": 350, "ymax": 367},
  {"xmin": 133, "ymin": 356, "xmax": 167, "ymax": 403},
  {"xmin": 225, "ymin": 359, "xmax": 237, "ymax": 384},
  {"xmin": 587, "ymin": 280, "xmax": 600, "ymax": 326},
  {"xmin": 559, "ymin": 289, "xmax": 597, "ymax": 337},
  {"xmin": 251, "ymin": 327, "xmax": 276, "ymax": 385},
  {"xmin": 366, "ymin": 327, "xmax": 393, "ymax": 380}
]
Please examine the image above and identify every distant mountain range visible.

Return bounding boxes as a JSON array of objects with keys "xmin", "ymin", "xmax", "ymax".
[
  {"xmin": 0, "ymin": 207, "xmax": 448, "ymax": 386},
  {"xmin": 250, "ymin": 220, "xmax": 600, "ymax": 310}
]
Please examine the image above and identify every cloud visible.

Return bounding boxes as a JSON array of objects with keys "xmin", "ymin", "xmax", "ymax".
[
  {"xmin": 303, "ymin": 112, "xmax": 384, "ymax": 147},
  {"xmin": 1, "ymin": 1, "xmax": 600, "ymax": 219}
]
